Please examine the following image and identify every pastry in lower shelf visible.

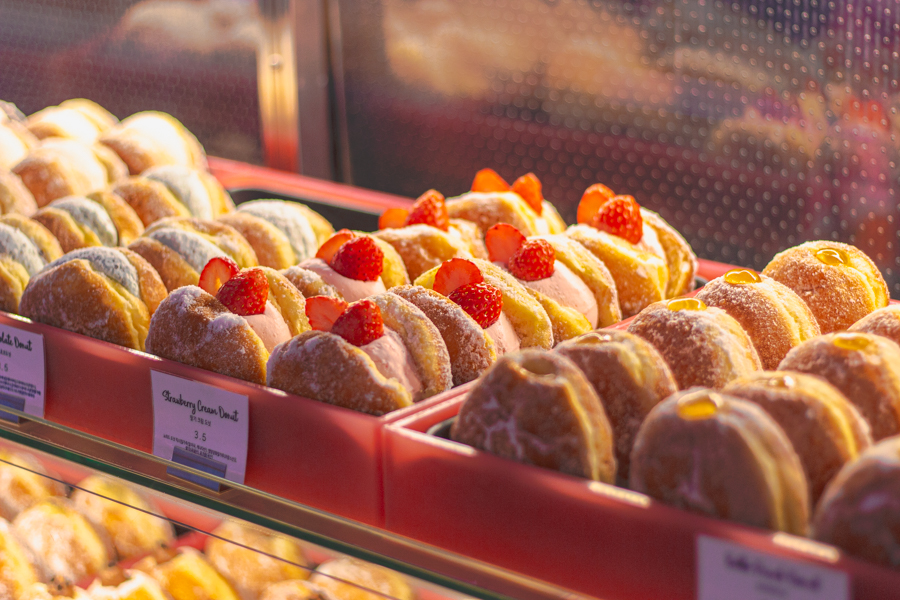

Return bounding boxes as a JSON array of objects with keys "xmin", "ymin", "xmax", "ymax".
[
  {"xmin": 128, "ymin": 217, "xmax": 258, "ymax": 291},
  {"xmin": 415, "ymin": 258, "xmax": 554, "ymax": 352},
  {"xmin": 629, "ymin": 388, "xmax": 810, "ymax": 535},
  {"xmin": 0, "ymin": 517, "xmax": 42, "ymax": 598},
  {"xmin": 87, "ymin": 567, "xmax": 170, "ymax": 600},
  {"xmin": 133, "ymin": 546, "xmax": 240, "ymax": 600},
  {"xmin": 722, "ymin": 371, "xmax": 873, "ymax": 505},
  {"xmin": 26, "ymin": 99, "xmax": 118, "ymax": 145},
  {"xmin": 555, "ymin": 330, "xmax": 677, "ymax": 484},
  {"xmin": 205, "ymin": 521, "xmax": 311, "ymax": 600},
  {"xmin": 779, "ymin": 332, "xmax": 900, "ymax": 440},
  {"xmin": 308, "ymin": 557, "xmax": 414, "ymax": 600},
  {"xmin": 452, "ymin": 350, "xmax": 616, "ymax": 481},
  {"xmin": 219, "ymin": 199, "xmax": 333, "ymax": 269},
  {"xmin": 260, "ymin": 580, "xmax": 329, "ymax": 600},
  {"xmin": 849, "ymin": 304, "xmax": 900, "ymax": 346},
  {"xmin": 695, "ymin": 268, "xmax": 821, "ymax": 369},
  {"xmin": 70, "ymin": 475, "xmax": 175, "ymax": 560},
  {"xmin": 762, "ymin": 240, "xmax": 889, "ymax": 333},
  {"xmin": 0, "ymin": 449, "xmax": 66, "ymax": 521},
  {"xmin": 20, "ymin": 580, "xmax": 91, "ymax": 600},
  {"xmin": 19, "ymin": 247, "xmax": 167, "ymax": 351},
  {"xmin": 627, "ymin": 298, "xmax": 762, "ymax": 389},
  {"xmin": 0, "ymin": 168, "xmax": 38, "ymax": 216},
  {"xmin": 12, "ymin": 497, "xmax": 114, "ymax": 584},
  {"xmin": 0, "ymin": 214, "xmax": 64, "ymax": 314},
  {"xmin": 99, "ymin": 111, "xmax": 207, "ymax": 175}
]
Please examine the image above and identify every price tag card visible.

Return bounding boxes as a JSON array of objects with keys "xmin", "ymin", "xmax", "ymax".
[
  {"xmin": 0, "ymin": 324, "xmax": 45, "ymax": 421},
  {"xmin": 698, "ymin": 536, "xmax": 849, "ymax": 600},
  {"xmin": 151, "ymin": 371, "xmax": 249, "ymax": 486}
]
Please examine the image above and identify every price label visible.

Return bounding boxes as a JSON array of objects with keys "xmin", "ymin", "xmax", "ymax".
[
  {"xmin": 151, "ymin": 371, "xmax": 249, "ymax": 486},
  {"xmin": 697, "ymin": 536, "xmax": 849, "ymax": 600},
  {"xmin": 0, "ymin": 324, "xmax": 45, "ymax": 420}
]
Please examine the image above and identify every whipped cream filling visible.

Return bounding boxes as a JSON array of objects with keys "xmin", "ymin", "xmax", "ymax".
[
  {"xmin": 144, "ymin": 165, "xmax": 212, "ymax": 219},
  {"xmin": 297, "ymin": 258, "xmax": 386, "ymax": 302},
  {"xmin": 360, "ymin": 329, "xmax": 423, "ymax": 396},
  {"xmin": 43, "ymin": 246, "xmax": 140, "ymax": 297},
  {"xmin": 484, "ymin": 312, "xmax": 520, "ymax": 355},
  {"xmin": 146, "ymin": 228, "xmax": 226, "ymax": 273},
  {"xmin": 238, "ymin": 200, "xmax": 318, "ymax": 261},
  {"xmin": 501, "ymin": 260, "xmax": 599, "ymax": 328},
  {"xmin": 0, "ymin": 224, "xmax": 44, "ymax": 277},
  {"xmin": 242, "ymin": 301, "xmax": 292, "ymax": 353},
  {"xmin": 51, "ymin": 196, "xmax": 118, "ymax": 246}
]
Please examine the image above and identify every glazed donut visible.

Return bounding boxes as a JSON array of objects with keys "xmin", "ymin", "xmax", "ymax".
[
  {"xmin": 779, "ymin": 332, "xmax": 900, "ymax": 440},
  {"xmin": 308, "ymin": 557, "xmax": 414, "ymax": 600},
  {"xmin": 0, "ymin": 517, "xmax": 41, "ymax": 597},
  {"xmin": 0, "ymin": 214, "xmax": 64, "ymax": 314},
  {"xmin": 627, "ymin": 298, "xmax": 762, "ymax": 389},
  {"xmin": 723, "ymin": 371, "xmax": 873, "ymax": 504},
  {"xmin": 555, "ymin": 330, "xmax": 677, "ymax": 483},
  {"xmin": 0, "ymin": 449, "xmax": 66, "ymax": 521},
  {"xmin": 280, "ymin": 265, "xmax": 341, "ymax": 299},
  {"xmin": 98, "ymin": 111, "xmax": 207, "ymax": 175},
  {"xmin": 849, "ymin": 304, "xmax": 900, "ymax": 346},
  {"xmin": 695, "ymin": 269, "xmax": 821, "ymax": 370},
  {"xmin": 762, "ymin": 240, "xmax": 889, "ymax": 333},
  {"xmin": 87, "ymin": 568, "xmax": 170, "ymax": 600},
  {"xmin": 133, "ymin": 547, "xmax": 240, "ymax": 600},
  {"xmin": 630, "ymin": 388, "xmax": 810, "ymax": 534},
  {"xmin": 0, "ymin": 168, "xmax": 37, "ymax": 216},
  {"xmin": 0, "ymin": 120, "xmax": 37, "ymax": 170},
  {"xmin": 26, "ymin": 100, "xmax": 118, "ymax": 145},
  {"xmin": 452, "ymin": 350, "xmax": 616, "ymax": 481},
  {"xmin": 19, "ymin": 247, "xmax": 168, "ymax": 351}
]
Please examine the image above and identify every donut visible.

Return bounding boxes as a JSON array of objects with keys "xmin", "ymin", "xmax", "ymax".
[
  {"xmin": 143, "ymin": 165, "xmax": 233, "ymax": 218},
  {"xmin": 308, "ymin": 557, "xmax": 414, "ymax": 600},
  {"xmin": 26, "ymin": 100, "xmax": 117, "ymax": 144},
  {"xmin": 86, "ymin": 190, "xmax": 145, "ymax": 246},
  {"xmin": 87, "ymin": 568, "xmax": 170, "ymax": 600},
  {"xmin": 629, "ymin": 388, "xmax": 810, "ymax": 534},
  {"xmin": 98, "ymin": 111, "xmax": 207, "ymax": 175},
  {"xmin": 849, "ymin": 304, "xmax": 900, "ymax": 346},
  {"xmin": 695, "ymin": 269, "xmax": 821, "ymax": 369},
  {"xmin": 452, "ymin": 350, "xmax": 616, "ymax": 481},
  {"xmin": 20, "ymin": 581, "xmax": 91, "ymax": 600},
  {"xmin": 259, "ymin": 581, "xmax": 329, "ymax": 600},
  {"xmin": 779, "ymin": 332, "xmax": 900, "ymax": 440},
  {"xmin": 627, "ymin": 298, "xmax": 762, "ymax": 389},
  {"xmin": 280, "ymin": 265, "xmax": 341, "ymax": 299},
  {"xmin": 373, "ymin": 223, "xmax": 474, "ymax": 280},
  {"xmin": 70, "ymin": 475, "xmax": 175, "ymax": 560},
  {"xmin": 0, "ymin": 517, "xmax": 41, "ymax": 597},
  {"xmin": 555, "ymin": 330, "xmax": 677, "ymax": 483},
  {"xmin": 33, "ymin": 196, "xmax": 121, "ymax": 252},
  {"xmin": 640, "ymin": 207, "xmax": 698, "ymax": 298},
  {"xmin": 19, "ymin": 247, "xmax": 168, "ymax": 351},
  {"xmin": 0, "ymin": 168, "xmax": 38, "ymax": 216},
  {"xmin": 723, "ymin": 371, "xmax": 873, "ymax": 504},
  {"xmin": 762, "ymin": 240, "xmax": 889, "ymax": 333},
  {"xmin": 0, "ymin": 120, "xmax": 38, "ymax": 170},
  {"xmin": 0, "ymin": 215, "xmax": 64, "ymax": 314},
  {"xmin": 0, "ymin": 449, "xmax": 66, "ymax": 521},
  {"xmin": 111, "ymin": 177, "xmax": 190, "ymax": 227},
  {"xmin": 133, "ymin": 547, "xmax": 240, "ymax": 600}
]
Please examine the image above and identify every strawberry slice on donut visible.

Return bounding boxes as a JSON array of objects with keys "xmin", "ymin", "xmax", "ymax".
[
  {"xmin": 216, "ymin": 268, "xmax": 268, "ymax": 316},
  {"xmin": 199, "ymin": 256, "xmax": 240, "ymax": 295},
  {"xmin": 305, "ymin": 296, "xmax": 349, "ymax": 331},
  {"xmin": 433, "ymin": 257, "xmax": 484, "ymax": 296},
  {"xmin": 330, "ymin": 299, "xmax": 384, "ymax": 346}
]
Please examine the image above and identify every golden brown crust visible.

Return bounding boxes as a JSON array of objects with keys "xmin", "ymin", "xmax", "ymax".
[
  {"xmin": 0, "ymin": 260, "xmax": 26, "ymax": 313},
  {"xmin": 280, "ymin": 266, "xmax": 341, "ymax": 299},
  {"xmin": 32, "ymin": 207, "xmax": 99, "ymax": 253},
  {"xmin": 13, "ymin": 142, "xmax": 114, "ymax": 208},
  {"xmin": 448, "ymin": 218, "xmax": 487, "ymax": 258},
  {"xmin": 112, "ymin": 178, "xmax": 191, "ymax": 227},
  {"xmin": 310, "ymin": 557, "xmax": 414, "ymax": 600},
  {"xmin": 98, "ymin": 112, "xmax": 207, "ymax": 175},
  {"xmin": 373, "ymin": 224, "xmax": 473, "ymax": 281},
  {"xmin": 0, "ymin": 169, "xmax": 37, "ymax": 216},
  {"xmin": 127, "ymin": 237, "xmax": 199, "ymax": 292},
  {"xmin": 197, "ymin": 169, "xmax": 234, "ymax": 217},
  {"xmin": 446, "ymin": 192, "xmax": 565, "ymax": 237},
  {"xmin": 0, "ymin": 214, "xmax": 63, "ymax": 263},
  {"xmin": 849, "ymin": 305, "xmax": 900, "ymax": 346},
  {"xmin": 121, "ymin": 247, "xmax": 167, "ymax": 317},
  {"xmin": 218, "ymin": 212, "xmax": 295, "ymax": 269},
  {"xmin": 90, "ymin": 142, "xmax": 130, "ymax": 184},
  {"xmin": 640, "ymin": 207, "xmax": 698, "ymax": 297},
  {"xmin": 0, "ymin": 120, "xmax": 38, "ymax": 171},
  {"xmin": 87, "ymin": 190, "xmax": 145, "ymax": 246},
  {"xmin": 256, "ymin": 266, "xmax": 309, "ymax": 337},
  {"xmin": 145, "ymin": 217, "xmax": 258, "ymax": 269},
  {"xmin": 452, "ymin": 350, "xmax": 616, "ymax": 481},
  {"xmin": 291, "ymin": 203, "xmax": 333, "ymax": 247},
  {"xmin": 366, "ymin": 235, "xmax": 410, "ymax": 288}
]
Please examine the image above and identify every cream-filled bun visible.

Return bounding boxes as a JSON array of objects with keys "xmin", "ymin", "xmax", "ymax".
[
  {"xmin": 20, "ymin": 581, "xmax": 91, "ymax": 600},
  {"xmin": 99, "ymin": 111, "xmax": 207, "ymax": 175},
  {"xmin": 0, "ymin": 449, "xmax": 67, "ymax": 521},
  {"xmin": 133, "ymin": 546, "xmax": 240, "ymax": 600},
  {"xmin": 446, "ymin": 190, "xmax": 566, "ymax": 237},
  {"xmin": 308, "ymin": 557, "xmax": 415, "ymax": 600},
  {"xmin": 26, "ymin": 99, "xmax": 118, "ymax": 145},
  {"xmin": 0, "ymin": 119, "xmax": 38, "ymax": 170},
  {"xmin": 19, "ymin": 246, "xmax": 167, "ymax": 350},
  {"xmin": 143, "ymin": 165, "xmax": 234, "ymax": 219},
  {"xmin": 0, "ymin": 168, "xmax": 38, "ymax": 216},
  {"xmin": 33, "ymin": 196, "xmax": 119, "ymax": 251},
  {"xmin": 87, "ymin": 568, "xmax": 170, "ymax": 600},
  {"xmin": 0, "ymin": 517, "xmax": 42, "ymax": 600},
  {"xmin": 0, "ymin": 214, "xmax": 64, "ymax": 313}
]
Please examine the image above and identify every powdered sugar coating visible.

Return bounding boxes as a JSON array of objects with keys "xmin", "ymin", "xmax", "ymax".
[
  {"xmin": 238, "ymin": 201, "xmax": 318, "ymax": 262},
  {"xmin": 0, "ymin": 224, "xmax": 44, "ymax": 276},
  {"xmin": 143, "ymin": 165, "xmax": 212, "ymax": 219},
  {"xmin": 146, "ymin": 228, "xmax": 226, "ymax": 273},
  {"xmin": 50, "ymin": 196, "xmax": 117, "ymax": 246},
  {"xmin": 42, "ymin": 246, "xmax": 140, "ymax": 297}
]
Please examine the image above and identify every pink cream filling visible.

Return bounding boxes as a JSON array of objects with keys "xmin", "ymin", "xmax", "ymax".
[
  {"xmin": 242, "ymin": 301, "xmax": 292, "ymax": 353},
  {"xmin": 484, "ymin": 312, "xmax": 520, "ymax": 355},
  {"xmin": 298, "ymin": 258, "xmax": 386, "ymax": 302},
  {"xmin": 495, "ymin": 260, "xmax": 599, "ymax": 328},
  {"xmin": 360, "ymin": 329, "xmax": 423, "ymax": 396}
]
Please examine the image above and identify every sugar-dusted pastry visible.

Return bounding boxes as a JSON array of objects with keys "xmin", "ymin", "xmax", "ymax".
[
  {"xmin": 87, "ymin": 567, "xmax": 171, "ymax": 600},
  {"xmin": 70, "ymin": 475, "xmax": 174, "ymax": 560},
  {"xmin": 20, "ymin": 580, "xmax": 91, "ymax": 600},
  {"xmin": 0, "ymin": 449, "xmax": 66, "ymax": 521},
  {"xmin": 99, "ymin": 111, "xmax": 207, "ymax": 175},
  {"xmin": 33, "ymin": 196, "xmax": 119, "ymax": 252},
  {"xmin": 0, "ymin": 168, "xmax": 38, "ymax": 216},
  {"xmin": 452, "ymin": 350, "xmax": 616, "ymax": 481},
  {"xmin": 555, "ymin": 330, "xmax": 677, "ymax": 483},
  {"xmin": 0, "ymin": 517, "xmax": 41, "ymax": 598},
  {"xmin": 0, "ymin": 119, "xmax": 38, "ymax": 170},
  {"xmin": 628, "ymin": 297, "xmax": 762, "ymax": 389},
  {"xmin": 630, "ymin": 388, "xmax": 810, "ymax": 534},
  {"xmin": 812, "ymin": 436, "xmax": 900, "ymax": 569},
  {"xmin": 762, "ymin": 240, "xmax": 889, "ymax": 333},
  {"xmin": 849, "ymin": 304, "xmax": 900, "ymax": 346},
  {"xmin": 415, "ymin": 258, "xmax": 554, "ymax": 352},
  {"xmin": 26, "ymin": 99, "xmax": 118, "ymax": 145},
  {"xmin": 12, "ymin": 497, "xmax": 114, "ymax": 584},
  {"xmin": 445, "ymin": 169, "xmax": 567, "ymax": 236},
  {"xmin": 133, "ymin": 547, "xmax": 240, "ymax": 600},
  {"xmin": 695, "ymin": 268, "xmax": 821, "ymax": 369},
  {"xmin": 0, "ymin": 214, "xmax": 64, "ymax": 314},
  {"xmin": 723, "ymin": 371, "xmax": 873, "ymax": 504},
  {"xmin": 205, "ymin": 521, "xmax": 311, "ymax": 600},
  {"xmin": 259, "ymin": 580, "xmax": 329, "ymax": 600},
  {"xmin": 19, "ymin": 247, "xmax": 167, "ymax": 350},
  {"xmin": 219, "ymin": 199, "xmax": 333, "ymax": 269},
  {"xmin": 113, "ymin": 166, "xmax": 233, "ymax": 227},
  {"xmin": 308, "ymin": 557, "xmax": 414, "ymax": 600},
  {"xmin": 128, "ymin": 217, "xmax": 257, "ymax": 291},
  {"xmin": 86, "ymin": 190, "xmax": 145, "ymax": 246},
  {"xmin": 779, "ymin": 332, "xmax": 900, "ymax": 440},
  {"xmin": 280, "ymin": 265, "xmax": 341, "ymax": 299}
]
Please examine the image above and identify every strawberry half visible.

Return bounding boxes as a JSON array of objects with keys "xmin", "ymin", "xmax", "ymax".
[
  {"xmin": 331, "ymin": 235, "xmax": 384, "ymax": 281},
  {"xmin": 330, "ymin": 299, "xmax": 384, "ymax": 346},
  {"xmin": 448, "ymin": 282, "xmax": 502, "ymax": 329},
  {"xmin": 512, "ymin": 173, "xmax": 543, "ymax": 215},
  {"xmin": 379, "ymin": 208, "xmax": 409, "ymax": 230},
  {"xmin": 199, "ymin": 256, "xmax": 240, "ymax": 295},
  {"xmin": 577, "ymin": 183, "xmax": 616, "ymax": 225},
  {"xmin": 485, "ymin": 223, "xmax": 526, "ymax": 263},
  {"xmin": 471, "ymin": 168, "xmax": 511, "ymax": 192},
  {"xmin": 508, "ymin": 238, "xmax": 555, "ymax": 281},
  {"xmin": 591, "ymin": 195, "xmax": 643, "ymax": 244},
  {"xmin": 305, "ymin": 296, "xmax": 349, "ymax": 331},
  {"xmin": 316, "ymin": 229, "xmax": 356, "ymax": 263},
  {"xmin": 433, "ymin": 258, "xmax": 483, "ymax": 296},
  {"xmin": 405, "ymin": 189, "xmax": 449, "ymax": 231},
  {"xmin": 216, "ymin": 268, "xmax": 269, "ymax": 316}
]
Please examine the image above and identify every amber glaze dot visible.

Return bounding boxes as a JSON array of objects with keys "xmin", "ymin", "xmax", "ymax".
[
  {"xmin": 667, "ymin": 297, "xmax": 707, "ymax": 312},
  {"xmin": 832, "ymin": 333, "xmax": 873, "ymax": 351},
  {"xmin": 815, "ymin": 247, "xmax": 849, "ymax": 266},
  {"xmin": 677, "ymin": 393, "xmax": 721, "ymax": 420},
  {"xmin": 724, "ymin": 268, "xmax": 762, "ymax": 284}
]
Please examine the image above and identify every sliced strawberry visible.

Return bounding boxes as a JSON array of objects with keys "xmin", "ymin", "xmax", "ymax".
[
  {"xmin": 330, "ymin": 299, "xmax": 384, "ymax": 346},
  {"xmin": 379, "ymin": 208, "xmax": 409, "ymax": 230},
  {"xmin": 331, "ymin": 235, "xmax": 384, "ymax": 281},
  {"xmin": 508, "ymin": 238, "xmax": 555, "ymax": 281},
  {"xmin": 433, "ymin": 258, "xmax": 483, "ymax": 296},
  {"xmin": 577, "ymin": 183, "xmax": 616, "ymax": 225},
  {"xmin": 591, "ymin": 195, "xmax": 643, "ymax": 244},
  {"xmin": 448, "ymin": 282, "xmax": 502, "ymax": 329},
  {"xmin": 512, "ymin": 173, "xmax": 543, "ymax": 215},
  {"xmin": 216, "ymin": 268, "xmax": 268, "ymax": 316},
  {"xmin": 198, "ymin": 256, "xmax": 240, "ymax": 295},
  {"xmin": 471, "ymin": 168, "xmax": 511, "ymax": 192},
  {"xmin": 305, "ymin": 296, "xmax": 349, "ymax": 331},
  {"xmin": 316, "ymin": 229, "xmax": 356, "ymax": 263},
  {"xmin": 405, "ymin": 189, "xmax": 449, "ymax": 231},
  {"xmin": 485, "ymin": 223, "xmax": 526, "ymax": 263}
]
